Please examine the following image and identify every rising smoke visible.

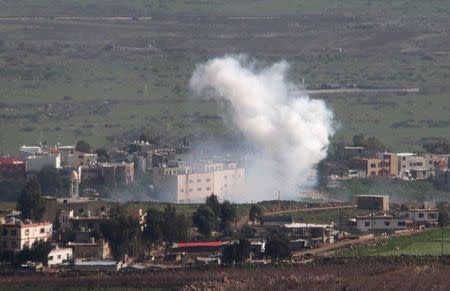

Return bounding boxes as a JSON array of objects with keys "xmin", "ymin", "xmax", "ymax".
[{"xmin": 189, "ymin": 55, "xmax": 334, "ymax": 201}]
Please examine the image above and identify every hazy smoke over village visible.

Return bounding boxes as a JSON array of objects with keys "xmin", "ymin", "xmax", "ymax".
[{"xmin": 190, "ymin": 55, "xmax": 335, "ymax": 201}]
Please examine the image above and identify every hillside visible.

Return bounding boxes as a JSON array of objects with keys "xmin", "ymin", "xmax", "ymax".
[{"xmin": 0, "ymin": 0, "xmax": 449, "ymax": 154}]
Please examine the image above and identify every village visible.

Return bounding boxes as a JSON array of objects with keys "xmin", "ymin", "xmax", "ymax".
[{"xmin": 0, "ymin": 138, "xmax": 449, "ymax": 274}]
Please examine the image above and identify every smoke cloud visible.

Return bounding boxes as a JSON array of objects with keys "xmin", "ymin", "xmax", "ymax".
[{"xmin": 189, "ymin": 55, "xmax": 334, "ymax": 201}]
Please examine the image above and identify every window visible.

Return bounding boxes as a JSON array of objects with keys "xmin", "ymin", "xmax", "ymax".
[
  {"xmin": 40, "ymin": 228, "xmax": 45, "ymax": 234},
  {"xmin": 79, "ymin": 209, "xmax": 84, "ymax": 213},
  {"xmin": 197, "ymin": 179, "xmax": 201, "ymax": 182},
  {"xmin": 224, "ymin": 184, "xmax": 228, "ymax": 188},
  {"xmin": 25, "ymin": 229, "xmax": 29, "ymax": 235},
  {"xmin": 11, "ymin": 230, "xmax": 17, "ymax": 236},
  {"xmin": 398, "ymin": 221, "xmax": 406, "ymax": 226},
  {"xmin": 206, "ymin": 187, "xmax": 211, "ymax": 191},
  {"xmin": 206, "ymin": 178, "xmax": 211, "ymax": 182},
  {"xmin": 57, "ymin": 255, "xmax": 61, "ymax": 259},
  {"xmin": 189, "ymin": 188, "xmax": 193, "ymax": 192},
  {"xmin": 384, "ymin": 221, "xmax": 390, "ymax": 226},
  {"xmin": 11, "ymin": 241, "xmax": 17, "ymax": 248},
  {"xmin": 2, "ymin": 241, "xmax": 6, "ymax": 248},
  {"xmin": 429, "ymin": 213, "xmax": 437, "ymax": 219},
  {"xmin": 2, "ymin": 229, "xmax": 7, "ymax": 236},
  {"xmin": 180, "ymin": 189, "xmax": 184, "ymax": 193},
  {"xmin": 418, "ymin": 213, "xmax": 424, "ymax": 218},
  {"xmin": 48, "ymin": 256, "xmax": 54, "ymax": 261},
  {"xmin": 402, "ymin": 157, "xmax": 406, "ymax": 161},
  {"xmin": 224, "ymin": 176, "xmax": 228, "ymax": 179},
  {"xmin": 88, "ymin": 223, "xmax": 94, "ymax": 229},
  {"xmin": 370, "ymin": 164, "xmax": 376, "ymax": 168},
  {"xmin": 197, "ymin": 188, "xmax": 202, "ymax": 191},
  {"xmin": 364, "ymin": 222, "xmax": 370, "ymax": 227},
  {"xmin": 189, "ymin": 180, "xmax": 193, "ymax": 183}
]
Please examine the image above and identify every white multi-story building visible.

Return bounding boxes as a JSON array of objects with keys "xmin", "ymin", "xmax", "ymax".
[
  {"xmin": 0, "ymin": 219, "xmax": 52, "ymax": 253},
  {"xmin": 152, "ymin": 162, "xmax": 245, "ymax": 203}
]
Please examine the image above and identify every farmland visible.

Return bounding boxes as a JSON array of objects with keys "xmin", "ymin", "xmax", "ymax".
[
  {"xmin": 0, "ymin": 1, "xmax": 449, "ymax": 155},
  {"xmin": 337, "ymin": 229, "xmax": 450, "ymax": 256}
]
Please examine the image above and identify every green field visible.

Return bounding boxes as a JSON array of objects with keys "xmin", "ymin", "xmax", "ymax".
[
  {"xmin": 0, "ymin": 0, "xmax": 449, "ymax": 155},
  {"xmin": 0, "ymin": 0, "xmax": 449, "ymax": 17},
  {"xmin": 330, "ymin": 178, "xmax": 450, "ymax": 202},
  {"xmin": 338, "ymin": 229, "xmax": 450, "ymax": 256}
]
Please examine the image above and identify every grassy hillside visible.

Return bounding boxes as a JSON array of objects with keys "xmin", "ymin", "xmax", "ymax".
[
  {"xmin": 338, "ymin": 229, "xmax": 450, "ymax": 256},
  {"xmin": 0, "ymin": 0, "xmax": 449, "ymax": 17},
  {"xmin": 0, "ymin": 1, "xmax": 449, "ymax": 155}
]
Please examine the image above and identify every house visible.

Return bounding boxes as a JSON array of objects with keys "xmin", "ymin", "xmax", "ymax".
[
  {"xmin": 47, "ymin": 245, "xmax": 73, "ymax": 267},
  {"xmin": 351, "ymin": 157, "xmax": 389, "ymax": 177},
  {"xmin": 0, "ymin": 219, "xmax": 52, "ymax": 253},
  {"xmin": 67, "ymin": 238, "xmax": 111, "ymax": 259},
  {"xmin": 399, "ymin": 208, "xmax": 439, "ymax": 227},
  {"xmin": 25, "ymin": 152, "xmax": 61, "ymax": 172},
  {"xmin": 42, "ymin": 196, "xmax": 110, "ymax": 223},
  {"xmin": 152, "ymin": 161, "xmax": 245, "ymax": 203},
  {"xmin": 410, "ymin": 168, "xmax": 433, "ymax": 180},
  {"xmin": 397, "ymin": 153, "xmax": 432, "ymax": 179},
  {"xmin": 261, "ymin": 215, "xmax": 293, "ymax": 227},
  {"xmin": 356, "ymin": 214, "xmax": 407, "ymax": 232},
  {"xmin": 357, "ymin": 195, "xmax": 389, "ymax": 211},
  {"xmin": 0, "ymin": 157, "xmax": 25, "ymax": 179},
  {"xmin": 169, "ymin": 241, "xmax": 226, "ymax": 254},
  {"xmin": 283, "ymin": 223, "xmax": 335, "ymax": 244},
  {"xmin": 376, "ymin": 152, "xmax": 399, "ymax": 177},
  {"xmin": 100, "ymin": 162, "xmax": 134, "ymax": 187},
  {"xmin": 73, "ymin": 260, "xmax": 122, "ymax": 271}
]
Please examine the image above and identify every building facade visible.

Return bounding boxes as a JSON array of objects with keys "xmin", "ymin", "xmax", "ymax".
[
  {"xmin": 356, "ymin": 215, "xmax": 407, "ymax": 232},
  {"xmin": 0, "ymin": 158, "xmax": 25, "ymax": 179},
  {"xmin": 47, "ymin": 246, "xmax": 73, "ymax": 266},
  {"xmin": 357, "ymin": 195, "xmax": 390, "ymax": 211},
  {"xmin": 152, "ymin": 162, "xmax": 245, "ymax": 203},
  {"xmin": 0, "ymin": 220, "xmax": 52, "ymax": 253}
]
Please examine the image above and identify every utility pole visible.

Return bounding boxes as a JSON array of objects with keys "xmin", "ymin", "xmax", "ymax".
[{"xmin": 442, "ymin": 226, "xmax": 444, "ymax": 256}]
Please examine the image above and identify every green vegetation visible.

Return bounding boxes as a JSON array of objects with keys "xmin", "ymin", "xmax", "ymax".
[
  {"xmin": 100, "ymin": 204, "xmax": 140, "ymax": 260},
  {"xmin": 331, "ymin": 178, "xmax": 450, "ymax": 202},
  {"xmin": 0, "ymin": 1, "xmax": 448, "ymax": 155},
  {"xmin": 338, "ymin": 229, "xmax": 450, "ymax": 256},
  {"xmin": 0, "ymin": 0, "xmax": 448, "ymax": 17},
  {"xmin": 16, "ymin": 177, "xmax": 45, "ymax": 221}
]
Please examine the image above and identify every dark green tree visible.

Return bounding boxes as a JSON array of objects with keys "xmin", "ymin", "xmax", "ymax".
[
  {"xmin": 143, "ymin": 208, "xmax": 164, "ymax": 243},
  {"xmin": 438, "ymin": 210, "xmax": 449, "ymax": 227},
  {"xmin": 265, "ymin": 233, "xmax": 291, "ymax": 262},
  {"xmin": 206, "ymin": 193, "xmax": 221, "ymax": 217},
  {"xmin": 30, "ymin": 240, "xmax": 53, "ymax": 266},
  {"xmin": 249, "ymin": 205, "xmax": 263, "ymax": 224},
  {"xmin": 192, "ymin": 205, "xmax": 216, "ymax": 236},
  {"xmin": 423, "ymin": 141, "xmax": 450, "ymax": 155},
  {"xmin": 75, "ymin": 140, "xmax": 91, "ymax": 153},
  {"xmin": 222, "ymin": 239, "xmax": 251, "ymax": 264},
  {"xmin": 17, "ymin": 177, "xmax": 45, "ymax": 221},
  {"xmin": 37, "ymin": 165, "xmax": 61, "ymax": 195},
  {"xmin": 95, "ymin": 148, "xmax": 109, "ymax": 163},
  {"xmin": 100, "ymin": 205, "xmax": 140, "ymax": 260},
  {"xmin": 161, "ymin": 205, "xmax": 190, "ymax": 243},
  {"xmin": 220, "ymin": 201, "xmax": 236, "ymax": 230}
]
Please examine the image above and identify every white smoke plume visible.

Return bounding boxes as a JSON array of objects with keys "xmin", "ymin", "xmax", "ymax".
[{"xmin": 189, "ymin": 55, "xmax": 334, "ymax": 201}]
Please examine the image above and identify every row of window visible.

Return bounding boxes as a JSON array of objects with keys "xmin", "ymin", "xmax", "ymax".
[
  {"xmin": 1, "ymin": 228, "xmax": 46, "ymax": 236},
  {"xmin": 364, "ymin": 221, "xmax": 406, "ymax": 227},
  {"xmin": 180, "ymin": 187, "xmax": 212, "ymax": 193}
]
